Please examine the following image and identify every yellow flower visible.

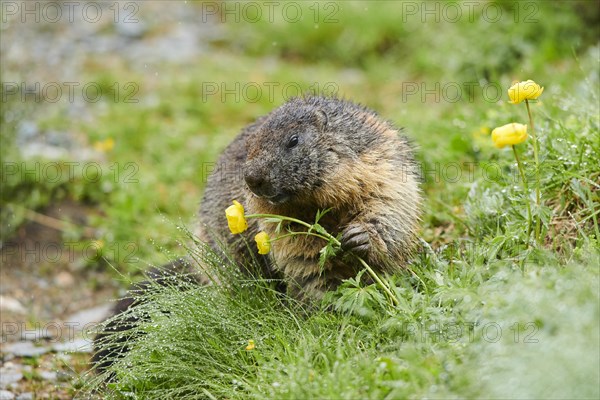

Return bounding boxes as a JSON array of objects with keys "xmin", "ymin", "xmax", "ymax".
[
  {"xmin": 225, "ymin": 200, "xmax": 247, "ymax": 234},
  {"xmin": 245, "ymin": 339, "xmax": 255, "ymax": 351},
  {"xmin": 508, "ymin": 80, "xmax": 544, "ymax": 104},
  {"xmin": 93, "ymin": 138, "xmax": 115, "ymax": 152},
  {"xmin": 491, "ymin": 123, "xmax": 528, "ymax": 148},
  {"xmin": 255, "ymin": 231, "xmax": 271, "ymax": 255}
]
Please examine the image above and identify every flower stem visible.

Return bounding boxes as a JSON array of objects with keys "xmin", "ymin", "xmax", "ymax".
[
  {"xmin": 270, "ymin": 231, "xmax": 332, "ymax": 243},
  {"xmin": 247, "ymin": 212, "xmax": 400, "ymax": 307},
  {"xmin": 355, "ymin": 256, "xmax": 399, "ymax": 307},
  {"xmin": 512, "ymin": 145, "xmax": 533, "ymax": 243},
  {"xmin": 247, "ymin": 213, "xmax": 343, "ymax": 246},
  {"xmin": 246, "ymin": 213, "xmax": 315, "ymax": 231},
  {"xmin": 525, "ymin": 100, "xmax": 542, "ymax": 244}
]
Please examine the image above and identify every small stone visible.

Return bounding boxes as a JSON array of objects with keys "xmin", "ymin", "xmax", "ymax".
[
  {"xmin": 16, "ymin": 393, "xmax": 33, "ymax": 400},
  {"xmin": 2, "ymin": 342, "xmax": 48, "ymax": 357},
  {"xmin": 0, "ymin": 296, "xmax": 26, "ymax": 314},
  {"xmin": 65, "ymin": 304, "xmax": 112, "ymax": 331},
  {"xmin": 0, "ymin": 369, "xmax": 22, "ymax": 388},
  {"xmin": 15, "ymin": 121, "xmax": 39, "ymax": 144},
  {"xmin": 0, "ymin": 390, "xmax": 15, "ymax": 400},
  {"xmin": 114, "ymin": 20, "xmax": 148, "ymax": 39},
  {"xmin": 54, "ymin": 354, "xmax": 72, "ymax": 363},
  {"xmin": 19, "ymin": 327, "xmax": 56, "ymax": 341},
  {"xmin": 1, "ymin": 354, "xmax": 15, "ymax": 362},
  {"xmin": 38, "ymin": 370, "xmax": 57, "ymax": 382},
  {"xmin": 45, "ymin": 130, "xmax": 72, "ymax": 148},
  {"xmin": 54, "ymin": 271, "xmax": 75, "ymax": 288},
  {"xmin": 51, "ymin": 338, "xmax": 93, "ymax": 353},
  {"xmin": 21, "ymin": 142, "xmax": 68, "ymax": 160}
]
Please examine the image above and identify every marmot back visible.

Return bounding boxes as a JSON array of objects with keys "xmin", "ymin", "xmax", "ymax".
[{"xmin": 198, "ymin": 96, "xmax": 421, "ymax": 299}]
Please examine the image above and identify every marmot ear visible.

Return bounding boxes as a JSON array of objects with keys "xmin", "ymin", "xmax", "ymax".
[{"xmin": 314, "ymin": 109, "xmax": 328, "ymax": 131}]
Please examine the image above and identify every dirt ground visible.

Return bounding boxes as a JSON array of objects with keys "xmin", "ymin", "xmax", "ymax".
[
  {"xmin": 1, "ymin": 200, "xmax": 118, "ymax": 399},
  {"xmin": 1, "ymin": 3, "xmax": 211, "ymax": 397}
]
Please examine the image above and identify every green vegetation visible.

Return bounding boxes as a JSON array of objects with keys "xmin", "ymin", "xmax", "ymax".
[
  {"xmin": 2, "ymin": 1, "xmax": 598, "ymax": 398},
  {"xmin": 89, "ymin": 58, "xmax": 600, "ymax": 396}
]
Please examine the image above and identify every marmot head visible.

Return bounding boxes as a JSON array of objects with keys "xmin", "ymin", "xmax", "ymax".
[{"xmin": 243, "ymin": 97, "xmax": 351, "ymax": 206}]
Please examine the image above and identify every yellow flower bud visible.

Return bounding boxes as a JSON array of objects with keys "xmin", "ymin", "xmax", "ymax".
[
  {"xmin": 491, "ymin": 123, "xmax": 528, "ymax": 148},
  {"xmin": 245, "ymin": 339, "xmax": 255, "ymax": 351},
  {"xmin": 254, "ymin": 231, "xmax": 271, "ymax": 255},
  {"xmin": 508, "ymin": 80, "xmax": 544, "ymax": 104},
  {"xmin": 225, "ymin": 200, "xmax": 247, "ymax": 234}
]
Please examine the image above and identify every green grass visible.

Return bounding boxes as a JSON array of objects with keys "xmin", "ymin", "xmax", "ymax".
[
  {"xmin": 89, "ymin": 50, "xmax": 599, "ymax": 398},
  {"xmin": 2, "ymin": 1, "xmax": 599, "ymax": 398}
]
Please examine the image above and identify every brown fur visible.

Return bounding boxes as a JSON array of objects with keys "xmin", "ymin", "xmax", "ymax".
[
  {"xmin": 93, "ymin": 96, "xmax": 421, "ymax": 372},
  {"xmin": 198, "ymin": 96, "xmax": 421, "ymax": 300}
]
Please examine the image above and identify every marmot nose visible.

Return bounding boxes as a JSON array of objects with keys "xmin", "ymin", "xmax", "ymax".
[{"xmin": 244, "ymin": 170, "xmax": 266, "ymax": 193}]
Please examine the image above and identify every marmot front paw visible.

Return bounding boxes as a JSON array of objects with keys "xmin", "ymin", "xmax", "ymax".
[{"xmin": 340, "ymin": 223, "xmax": 373, "ymax": 257}]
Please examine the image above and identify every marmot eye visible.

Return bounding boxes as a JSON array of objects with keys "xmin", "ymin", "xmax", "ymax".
[{"xmin": 286, "ymin": 135, "xmax": 299, "ymax": 149}]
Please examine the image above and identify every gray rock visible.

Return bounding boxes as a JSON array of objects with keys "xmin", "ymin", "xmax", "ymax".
[
  {"xmin": 51, "ymin": 338, "xmax": 93, "ymax": 353},
  {"xmin": 20, "ymin": 143, "xmax": 68, "ymax": 160},
  {"xmin": 114, "ymin": 20, "xmax": 148, "ymax": 39},
  {"xmin": 16, "ymin": 393, "xmax": 33, "ymax": 400},
  {"xmin": 15, "ymin": 121, "xmax": 39, "ymax": 145},
  {"xmin": 0, "ymin": 369, "xmax": 22, "ymax": 388},
  {"xmin": 2, "ymin": 342, "xmax": 49, "ymax": 357},
  {"xmin": 0, "ymin": 296, "xmax": 26, "ymax": 314},
  {"xmin": 45, "ymin": 130, "xmax": 73, "ymax": 148},
  {"xmin": 1, "ymin": 354, "xmax": 15, "ymax": 362},
  {"xmin": 64, "ymin": 304, "xmax": 112, "ymax": 331},
  {"xmin": 19, "ymin": 327, "xmax": 56, "ymax": 341},
  {"xmin": 38, "ymin": 370, "xmax": 57, "ymax": 382},
  {"xmin": 0, "ymin": 390, "xmax": 15, "ymax": 400},
  {"xmin": 54, "ymin": 271, "xmax": 75, "ymax": 288}
]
